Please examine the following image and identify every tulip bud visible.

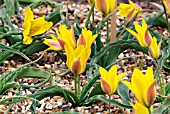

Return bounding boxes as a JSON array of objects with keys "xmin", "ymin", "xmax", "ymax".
[
  {"xmin": 95, "ymin": 0, "xmax": 116, "ymax": 15},
  {"xmin": 100, "ymin": 65, "xmax": 126, "ymax": 96},
  {"xmin": 149, "ymin": 37, "xmax": 161, "ymax": 59}
]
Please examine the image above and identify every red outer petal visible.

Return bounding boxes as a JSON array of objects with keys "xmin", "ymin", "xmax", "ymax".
[
  {"xmin": 77, "ymin": 34, "xmax": 86, "ymax": 47},
  {"xmin": 101, "ymin": 79, "xmax": 111, "ymax": 95},
  {"xmin": 72, "ymin": 58, "xmax": 81, "ymax": 75},
  {"xmin": 147, "ymin": 80, "xmax": 156, "ymax": 107},
  {"xmin": 58, "ymin": 38, "xmax": 66, "ymax": 49},
  {"xmin": 144, "ymin": 28, "xmax": 152, "ymax": 47}
]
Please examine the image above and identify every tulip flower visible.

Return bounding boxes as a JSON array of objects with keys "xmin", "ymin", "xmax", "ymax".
[
  {"xmin": 131, "ymin": 102, "xmax": 153, "ymax": 114},
  {"xmin": 149, "ymin": 37, "xmax": 161, "ymax": 59},
  {"xmin": 122, "ymin": 67, "xmax": 156, "ymax": 108},
  {"xmin": 99, "ymin": 65, "xmax": 126, "ymax": 96},
  {"xmin": 117, "ymin": 0, "xmax": 142, "ymax": 22},
  {"xmin": 163, "ymin": 0, "xmax": 170, "ymax": 14},
  {"xmin": 43, "ymin": 34, "xmax": 62, "ymax": 51},
  {"xmin": 65, "ymin": 45, "xmax": 90, "ymax": 75},
  {"xmin": 95, "ymin": 0, "xmax": 116, "ymax": 15},
  {"xmin": 87, "ymin": 0, "xmax": 95, "ymax": 5},
  {"xmin": 22, "ymin": 6, "xmax": 53, "ymax": 44},
  {"xmin": 56, "ymin": 24, "xmax": 76, "ymax": 49},
  {"xmin": 126, "ymin": 18, "xmax": 152, "ymax": 47},
  {"xmin": 77, "ymin": 27, "xmax": 98, "ymax": 49}
]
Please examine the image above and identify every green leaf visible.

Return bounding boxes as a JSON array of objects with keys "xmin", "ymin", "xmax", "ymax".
[
  {"xmin": 155, "ymin": 45, "xmax": 170, "ymax": 78},
  {"xmin": 83, "ymin": 95, "xmax": 132, "ymax": 109},
  {"xmin": 104, "ymin": 48, "xmax": 122, "ymax": 67},
  {"xmin": 45, "ymin": 6, "xmax": 63, "ymax": 25},
  {"xmin": 116, "ymin": 82, "xmax": 130, "ymax": 105},
  {"xmin": 0, "ymin": 83, "xmax": 18, "ymax": 95},
  {"xmin": 91, "ymin": 39, "xmax": 147, "ymax": 64},
  {"xmin": 24, "ymin": 41, "xmax": 48, "ymax": 56},
  {"xmin": 0, "ymin": 53, "xmax": 44, "ymax": 95},
  {"xmin": 80, "ymin": 75, "xmax": 99, "ymax": 102},
  {"xmin": 28, "ymin": 85, "xmax": 80, "ymax": 113},
  {"xmin": 153, "ymin": 95, "xmax": 170, "ymax": 114},
  {"xmin": 3, "ymin": 0, "xmax": 20, "ymax": 17},
  {"xmin": 0, "ymin": 43, "xmax": 30, "ymax": 61},
  {"xmin": 14, "ymin": 68, "xmax": 51, "ymax": 88},
  {"xmin": 88, "ymin": 83, "xmax": 105, "ymax": 98},
  {"xmin": 165, "ymin": 82, "xmax": 170, "ymax": 96}
]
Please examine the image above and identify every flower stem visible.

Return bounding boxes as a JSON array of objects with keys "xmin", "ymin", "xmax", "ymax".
[
  {"xmin": 74, "ymin": 75, "xmax": 77, "ymax": 96},
  {"xmin": 74, "ymin": 74, "xmax": 81, "ymax": 97},
  {"xmin": 92, "ymin": 6, "xmax": 95, "ymax": 26},
  {"xmin": 148, "ymin": 107, "xmax": 151, "ymax": 114},
  {"xmin": 77, "ymin": 75, "xmax": 81, "ymax": 97},
  {"xmin": 109, "ymin": 95, "xmax": 111, "ymax": 114},
  {"xmin": 161, "ymin": 0, "xmax": 170, "ymax": 33},
  {"xmin": 106, "ymin": 20, "xmax": 109, "ymax": 44}
]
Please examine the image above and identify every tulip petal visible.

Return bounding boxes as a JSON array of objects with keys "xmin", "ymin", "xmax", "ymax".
[
  {"xmin": 99, "ymin": 67, "xmax": 108, "ymax": 80},
  {"xmin": 43, "ymin": 39, "xmax": 62, "ymax": 51},
  {"xmin": 146, "ymin": 80, "xmax": 156, "ymax": 107},
  {"xmin": 95, "ymin": 0, "xmax": 109, "ymax": 15},
  {"xmin": 131, "ymin": 102, "xmax": 151, "ymax": 114},
  {"xmin": 29, "ymin": 17, "xmax": 53, "ymax": 36},
  {"xmin": 101, "ymin": 79, "xmax": 111, "ymax": 95},
  {"xmin": 149, "ymin": 37, "xmax": 160, "ymax": 59},
  {"xmin": 23, "ymin": 6, "xmax": 34, "ymax": 23},
  {"xmin": 72, "ymin": 58, "xmax": 82, "ymax": 75},
  {"xmin": 23, "ymin": 35, "xmax": 33, "ymax": 45}
]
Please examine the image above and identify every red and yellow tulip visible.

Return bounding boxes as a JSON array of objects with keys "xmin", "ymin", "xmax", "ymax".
[
  {"xmin": 99, "ymin": 65, "xmax": 126, "ymax": 96},
  {"xmin": 122, "ymin": 67, "xmax": 156, "ymax": 108},
  {"xmin": 117, "ymin": 0, "xmax": 142, "ymax": 22},
  {"xmin": 95, "ymin": 0, "xmax": 116, "ymax": 15},
  {"xmin": 22, "ymin": 6, "xmax": 53, "ymax": 44},
  {"xmin": 149, "ymin": 37, "xmax": 161, "ymax": 59},
  {"xmin": 65, "ymin": 45, "xmax": 90, "ymax": 75},
  {"xmin": 126, "ymin": 18, "xmax": 152, "ymax": 47}
]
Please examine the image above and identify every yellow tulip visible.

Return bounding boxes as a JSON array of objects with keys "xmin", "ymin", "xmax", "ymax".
[
  {"xmin": 22, "ymin": 6, "xmax": 53, "ymax": 44},
  {"xmin": 126, "ymin": 18, "xmax": 152, "ymax": 47},
  {"xmin": 149, "ymin": 37, "xmax": 161, "ymax": 59},
  {"xmin": 77, "ymin": 27, "xmax": 98, "ymax": 49},
  {"xmin": 163, "ymin": 0, "xmax": 170, "ymax": 14},
  {"xmin": 117, "ymin": 0, "xmax": 142, "ymax": 22},
  {"xmin": 55, "ymin": 24, "xmax": 76, "ymax": 49},
  {"xmin": 87, "ymin": 0, "xmax": 95, "ymax": 5},
  {"xmin": 43, "ymin": 34, "xmax": 62, "ymax": 51},
  {"xmin": 131, "ymin": 102, "xmax": 153, "ymax": 114},
  {"xmin": 122, "ymin": 67, "xmax": 156, "ymax": 108},
  {"xmin": 95, "ymin": 0, "xmax": 116, "ymax": 15},
  {"xmin": 65, "ymin": 45, "xmax": 90, "ymax": 75},
  {"xmin": 99, "ymin": 65, "xmax": 126, "ymax": 96}
]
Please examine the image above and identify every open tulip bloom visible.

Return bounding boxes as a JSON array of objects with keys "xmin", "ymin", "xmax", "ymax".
[
  {"xmin": 22, "ymin": 6, "xmax": 53, "ymax": 44},
  {"xmin": 117, "ymin": 0, "xmax": 142, "ymax": 22},
  {"xmin": 99, "ymin": 65, "xmax": 126, "ymax": 96},
  {"xmin": 122, "ymin": 67, "xmax": 156, "ymax": 108}
]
